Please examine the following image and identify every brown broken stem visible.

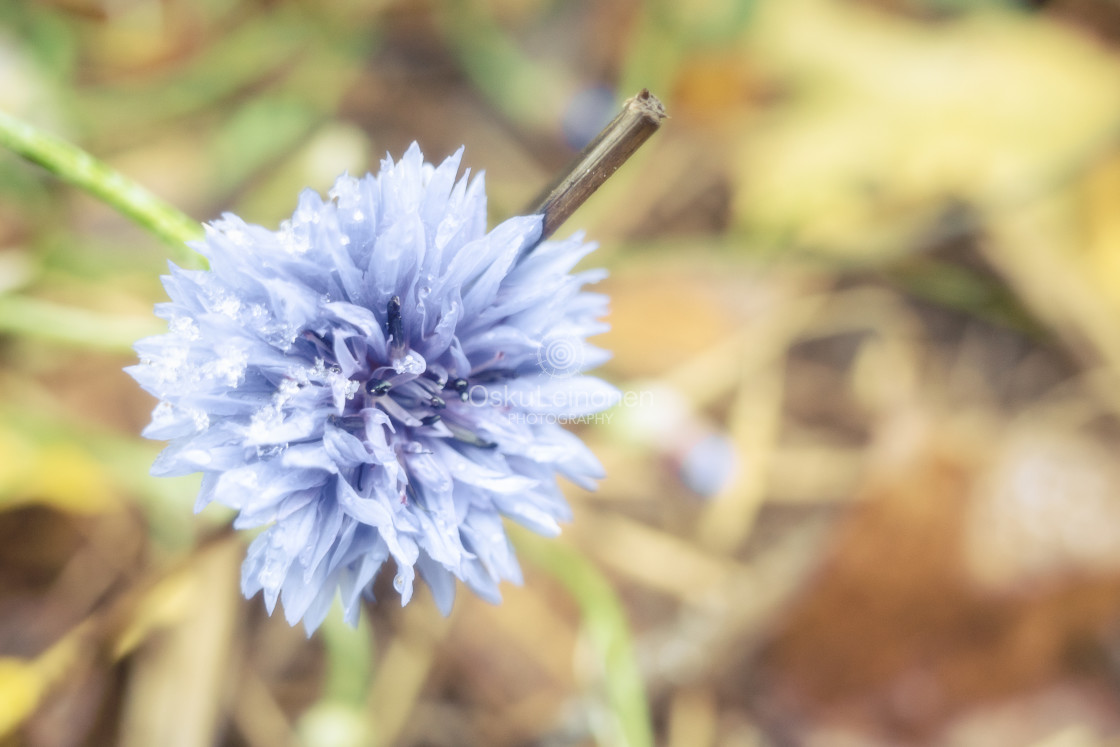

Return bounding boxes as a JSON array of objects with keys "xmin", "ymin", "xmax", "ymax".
[{"xmin": 525, "ymin": 89, "xmax": 666, "ymax": 248}]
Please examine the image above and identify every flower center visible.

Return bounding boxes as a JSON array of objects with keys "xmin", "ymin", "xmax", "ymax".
[{"xmin": 318, "ymin": 296, "xmax": 508, "ymax": 450}]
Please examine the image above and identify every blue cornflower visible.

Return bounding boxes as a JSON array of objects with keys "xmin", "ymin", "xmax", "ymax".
[{"xmin": 128, "ymin": 144, "xmax": 618, "ymax": 632}]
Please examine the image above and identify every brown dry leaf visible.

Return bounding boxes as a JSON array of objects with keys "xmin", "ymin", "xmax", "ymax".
[
  {"xmin": 600, "ymin": 260, "xmax": 762, "ymax": 379},
  {"xmin": 752, "ymin": 415, "xmax": 1120, "ymax": 743},
  {"xmin": 118, "ymin": 540, "xmax": 242, "ymax": 747}
]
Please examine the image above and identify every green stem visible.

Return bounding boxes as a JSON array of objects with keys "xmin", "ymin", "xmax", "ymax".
[
  {"xmin": 293, "ymin": 602, "xmax": 375, "ymax": 747},
  {"xmin": 514, "ymin": 528, "xmax": 654, "ymax": 747},
  {"xmin": 320, "ymin": 603, "xmax": 374, "ymax": 706},
  {"xmin": 0, "ymin": 110, "xmax": 204, "ymax": 267}
]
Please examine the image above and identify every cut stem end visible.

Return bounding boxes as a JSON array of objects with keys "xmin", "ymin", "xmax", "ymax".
[{"xmin": 526, "ymin": 89, "xmax": 666, "ymax": 247}]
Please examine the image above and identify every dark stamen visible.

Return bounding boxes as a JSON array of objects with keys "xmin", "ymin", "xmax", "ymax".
[
  {"xmin": 386, "ymin": 295, "xmax": 405, "ymax": 358},
  {"xmin": 414, "ymin": 376, "xmax": 443, "ymax": 397},
  {"xmin": 446, "ymin": 421, "xmax": 497, "ymax": 449},
  {"xmin": 429, "ymin": 395, "xmax": 446, "ymax": 410},
  {"xmin": 447, "ymin": 377, "xmax": 470, "ymax": 402},
  {"xmin": 366, "ymin": 380, "xmax": 392, "ymax": 396},
  {"xmin": 328, "ymin": 414, "xmax": 365, "ymax": 430},
  {"xmin": 470, "ymin": 368, "xmax": 519, "ymax": 384},
  {"xmin": 420, "ymin": 414, "xmax": 442, "ymax": 426}
]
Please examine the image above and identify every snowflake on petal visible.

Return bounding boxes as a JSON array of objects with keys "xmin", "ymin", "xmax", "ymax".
[{"xmin": 128, "ymin": 144, "xmax": 618, "ymax": 633}]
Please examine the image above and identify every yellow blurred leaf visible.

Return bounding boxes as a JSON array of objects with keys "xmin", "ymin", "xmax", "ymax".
[
  {"xmin": 0, "ymin": 423, "xmax": 119, "ymax": 515},
  {"xmin": 1079, "ymin": 151, "xmax": 1120, "ymax": 311},
  {"xmin": 735, "ymin": 0, "xmax": 1120, "ymax": 256},
  {"xmin": 0, "ymin": 657, "xmax": 45, "ymax": 737},
  {"xmin": 29, "ymin": 443, "xmax": 118, "ymax": 514},
  {"xmin": 0, "ymin": 427, "xmax": 37, "ymax": 494}
]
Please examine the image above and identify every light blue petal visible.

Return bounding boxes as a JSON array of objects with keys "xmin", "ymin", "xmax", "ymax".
[{"xmin": 416, "ymin": 551, "xmax": 456, "ymax": 616}]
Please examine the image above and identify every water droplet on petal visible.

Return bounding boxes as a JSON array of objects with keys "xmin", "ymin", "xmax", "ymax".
[
  {"xmin": 169, "ymin": 315, "xmax": 200, "ymax": 341},
  {"xmin": 393, "ymin": 351, "xmax": 425, "ymax": 375},
  {"xmin": 190, "ymin": 409, "xmax": 210, "ymax": 432},
  {"xmin": 256, "ymin": 444, "xmax": 287, "ymax": 459},
  {"xmin": 260, "ymin": 560, "xmax": 284, "ymax": 589}
]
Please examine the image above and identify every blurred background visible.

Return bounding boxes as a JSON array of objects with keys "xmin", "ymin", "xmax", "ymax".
[{"xmin": 5, "ymin": 0, "xmax": 1120, "ymax": 744}]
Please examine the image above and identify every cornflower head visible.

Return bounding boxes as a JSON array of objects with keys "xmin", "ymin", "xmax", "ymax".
[{"xmin": 128, "ymin": 143, "xmax": 620, "ymax": 632}]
